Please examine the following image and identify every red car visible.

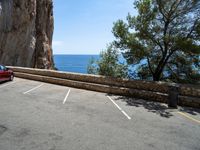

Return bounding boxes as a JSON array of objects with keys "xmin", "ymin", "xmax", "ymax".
[{"xmin": 0, "ymin": 65, "xmax": 14, "ymax": 82}]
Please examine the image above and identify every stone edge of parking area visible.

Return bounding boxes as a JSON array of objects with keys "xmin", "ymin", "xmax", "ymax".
[{"xmin": 7, "ymin": 66, "xmax": 200, "ymax": 108}]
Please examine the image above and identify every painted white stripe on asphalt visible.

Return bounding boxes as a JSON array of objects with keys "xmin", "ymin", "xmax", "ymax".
[
  {"xmin": 0, "ymin": 81, "xmax": 17, "ymax": 89},
  {"xmin": 107, "ymin": 96, "xmax": 131, "ymax": 120},
  {"xmin": 23, "ymin": 84, "xmax": 44, "ymax": 94},
  {"xmin": 63, "ymin": 89, "xmax": 71, "ymax": 104}
]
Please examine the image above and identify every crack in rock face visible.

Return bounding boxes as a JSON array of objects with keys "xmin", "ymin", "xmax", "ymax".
[
  {"xmin": 0, "ymin": 125, "xmax": 7, "ymax": 136},
  {"xmin": 0, "ymin": 3, "xmax": 2, "ymax": 15}
]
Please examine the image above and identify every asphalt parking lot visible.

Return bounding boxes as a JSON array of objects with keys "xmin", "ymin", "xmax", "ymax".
[{"xmin": 0, "ymin": 78, "xmax": 200, "ymax": 150}]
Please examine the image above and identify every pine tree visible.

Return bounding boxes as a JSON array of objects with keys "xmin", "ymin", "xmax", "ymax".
[{"xmin": 112, "ymin": 0, "xmax": 200, "ymax": 82}]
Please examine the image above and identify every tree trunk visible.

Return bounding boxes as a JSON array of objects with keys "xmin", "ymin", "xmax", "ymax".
[
  {"xmin": 153, "ymin": 73, "xmax": 161, "ymax": 81},
  {"xmin": 152, "ymin": 66, "xmax": 165, "ymax": 81}
]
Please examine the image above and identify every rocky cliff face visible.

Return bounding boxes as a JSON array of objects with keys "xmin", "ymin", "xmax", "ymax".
[{"xmin": 0, "ymin": 0, "xmax": 54, "ymax": 69}]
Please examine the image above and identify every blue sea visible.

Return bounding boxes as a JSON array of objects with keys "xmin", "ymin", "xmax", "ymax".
[{"xmin": 54, "ymin": 55, "xmax": 99, "ymax": 74}]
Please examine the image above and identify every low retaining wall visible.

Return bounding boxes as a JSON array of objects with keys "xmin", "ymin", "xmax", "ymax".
[{"xmin": 8, "ymin": 66, "xmax": 200, "ymax": 108}]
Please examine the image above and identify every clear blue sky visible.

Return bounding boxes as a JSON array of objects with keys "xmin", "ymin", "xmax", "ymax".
[{"xmin": 52, "ymin": 0, "xmax": 136, "ymax": 54}]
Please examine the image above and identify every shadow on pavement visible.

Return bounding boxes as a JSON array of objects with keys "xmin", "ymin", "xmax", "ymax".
[
  {"xmin": 113, "ymin": 96, "xmax": 174, "ymax": 118},
  {"xmin": 0, "ymin": 81, "xmax": 9, "ymax": 85}
]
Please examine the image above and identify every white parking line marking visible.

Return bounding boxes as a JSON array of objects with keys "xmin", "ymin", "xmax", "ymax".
[
  {"xmin": 63, "ymin": 89, "xmax": 71, "ymax": 104},
  {"xmin": 107, "ymin": 96, "xmax": 131, "ymax": 120},
  {"xmin": 23, "ymin": 84, "xmax": 44, "ymax": 94},
  {"xmin": 0, "ymin": 81, "xmax": 17, "ymax": 89}
]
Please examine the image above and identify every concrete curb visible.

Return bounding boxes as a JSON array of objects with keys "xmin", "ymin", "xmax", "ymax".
[
  {"xmin": 7, "ymin": 66, "xmax": 200, "ymax": 108},
  {"xmin": 14, "ymin": 72, "xmax": 168, "ymax": 103},
  {"xmin": 8, "ymin": 66, "xmax": 170, "ymax": 93}
]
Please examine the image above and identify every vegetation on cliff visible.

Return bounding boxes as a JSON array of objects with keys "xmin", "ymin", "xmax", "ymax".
[{"xmin": 87, "ymin": 44, "xmax": 128, "ymax": 78}]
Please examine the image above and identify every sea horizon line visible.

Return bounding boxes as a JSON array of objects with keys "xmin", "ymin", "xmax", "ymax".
[{"xmin": 53, "ymin": 54, "xmax": 99, "ymax": 55}]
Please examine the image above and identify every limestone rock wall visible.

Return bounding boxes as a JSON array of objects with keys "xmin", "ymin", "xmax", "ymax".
[{"xmin": 0, "ymin": 0, "xmax": 54, "ymax": 69}]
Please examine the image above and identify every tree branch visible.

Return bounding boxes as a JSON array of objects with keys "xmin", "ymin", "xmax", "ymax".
[
  {"xmin": 147, "ymin": 56, "xmax": 154, "ymax": 75},
  {"xmin": 186, "ymin": 19, "xmax": 199, "ymax": 38},
  {"xmin": 156, "ymin": 0, "xmax": 167, "ymax": 22},
  {"xmin": 166, "ymin": 64, "xmax": 180, "ymax": 81}
]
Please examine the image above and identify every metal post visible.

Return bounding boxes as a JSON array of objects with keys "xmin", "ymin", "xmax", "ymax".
[{"xmin": 168, "ymin": 84, "xmax": 179, "ymax": 108}]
